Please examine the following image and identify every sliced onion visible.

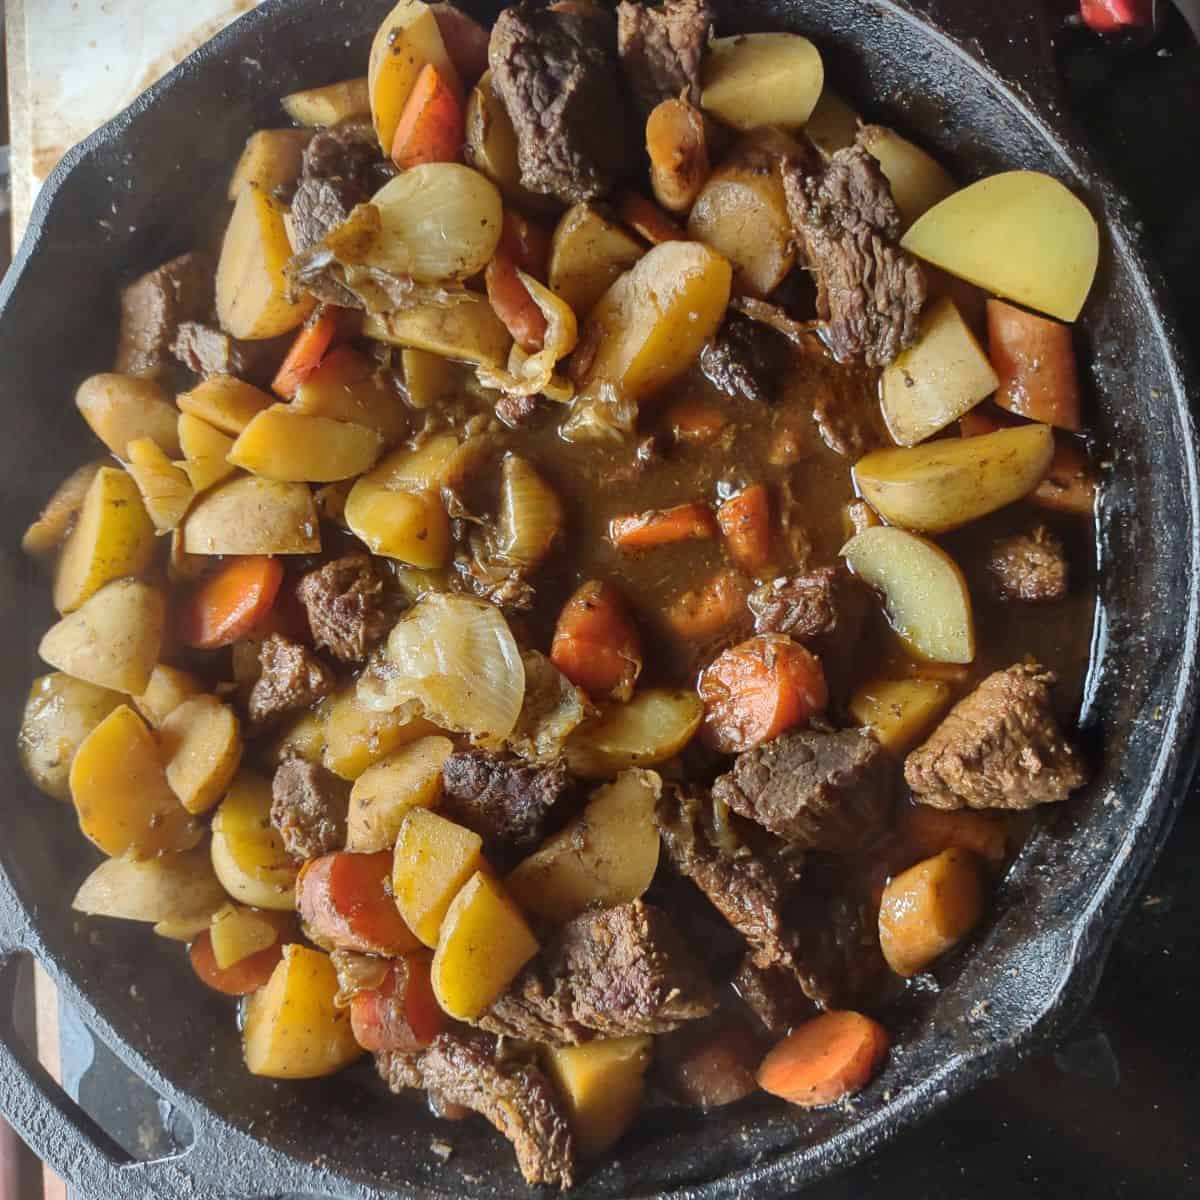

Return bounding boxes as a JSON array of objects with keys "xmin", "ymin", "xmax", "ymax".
[
  {"xmin": 508, "ymin": 651, "xmax": 594, "ymax": 764},
  {"xmin": 496, "ymin": 453, "xmax": 565, "ymax": 570},
  {"xmin": 360, "ymin": 593, "xmax": 525, "ymax": 740},
  {"xmin": 330, "ymin": 950, "xmax": 390, "ymax": 1009},
  {"xmin": 477, "ymin": 272, "xmax": 577, "ymax": 399}
]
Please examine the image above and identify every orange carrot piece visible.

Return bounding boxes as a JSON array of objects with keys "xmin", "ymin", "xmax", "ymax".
[
  {"xmin": 271, "ymin": 307, "xmax": 342, "ymax": 399},
  {"xmin": 666, "ymin": 569, "xmax": 748, "ymax": 642},
  {"xmin": 297, "ymin": 851, "xmax": 421, "ymax": 957},
  {"xmin": 757, "ymin": 1011, "xmax": 889, "ymax": 1108},
  {"xmin": 699, "ymin": 633, "xmax": 828, "ymax": 754},
  {"xmin": 391, "ymin": 63, "xmax": 465, "ymax": 169},
  {"xmin": 616, "ymin": 190, "xmax": 686, "ymax": 245},
  {"xmin": 550, "ymin": 579, "xmax": 643, "ymax": 701},
  {"xmin": 498, "ymin": 210, "xmax": 551, "ymax": 279},
  {"xmin": 609, "ymin": 502, "xmax": 717, "ymax": 551},
  {"xmin": 189, "ymin": 931, "xmax": 283, "ymax": 997},
  {"xmin": 177, "ymin": 556, "xmax": 284, "ymax": 650},
  {"xmin": 717, "ymin": 484, "xmax": 771, "ymax": 573},
  {"xmin": 351, "ymin": 951, "xmax": 446, "ymax": 1052},
  {"xmin": 897, "ymin": 802, "xmax": 1009, "ymax": 866},
  {"xmin": 987, "ymin": 299, "xmax": 1082, "ymax": 431},
  {"xmin": 664, "ymin": 396, "xmax": 729, "ymax": 444},
  {"xmin": 486, "ymin": 212, "xmax": 552, "ymax": 352}
]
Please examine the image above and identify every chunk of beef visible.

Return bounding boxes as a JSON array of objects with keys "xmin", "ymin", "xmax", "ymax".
[
  {"xmin": 988, "ymin": 526, "xmax": 1069, "ymax": 603},
  {"xmin": 302, "ymin": 116, "xmax": 391, "ymax": 193},
  {"xmin": 480, "ymin": 901, "xmax": 715, "ymax": 1044},
  {"xmin": 699, "ymin": 311, "xmax": 791, "ymax": 406},
  {"xmin": 115, "ymin": 252, "xmax": 212, "ymax": 377},
  {"xmin": 376, "ymin": 1047, "xmax": 425, "ymax": 1094},
  {"xmin": 440, "ymin": 751, "xmax": 569, "ymax": 863},
  {"xmin": 170, "ymin": 321, "xmax": 283, "ymax": 384},
  {"xmin": 419, "ymin": 1030, "xmax": 575, "ymax": 1189},
  {"xmin": 783, "ymin": 145, "xmax": 926, "ymax": 367},
  {"xmin": 787, "ymin": 890, "xmax": 888, "ymax": 1009},
  {"xmin": 248, "ymin": 634, "xmax": 336, "ymax": 727},
  {"xmin": 289, "ymin": 176, "xmax": 369, "ymax": 255},
  {"xmin": 749, "ymin": 567, "xmax": 840, "ymax": 640},
  {"xmin": 905, "ymin": 663, "xmax": 1089, "ymax": 811},
  {"xmin": 271, "ymin": 755, "xmax": 350, "ymax": 861},
  {"xmin": 296, "ymin": 554, "xmax": 393, "ymax": 663},
  {"xmin": 616, "ymin": 0, "xmax": 712, "ymax": 115},
  {"xmin": 733, "ymin": 956, "xmax": 810, "ymax": 1035},
  {"xmin": 712, "ymin": 728, "xmax": 896, "ymax": 852},
  {"xmin": 489, "ymin": 2, "xmax": 633, "ymax": 204}
]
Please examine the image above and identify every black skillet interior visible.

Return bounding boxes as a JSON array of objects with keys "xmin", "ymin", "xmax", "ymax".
[{"xmin": 0, "ymin": 1, "xmax": 1197, "ymax": 1197}]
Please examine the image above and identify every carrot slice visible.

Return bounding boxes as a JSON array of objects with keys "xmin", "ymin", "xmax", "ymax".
[
  {"xmin": 189, "ymin": 931, "xmax": 283, "ymax": 997},
  {"xmin": 550, "ymin": 579, "xmax": 643, "ymax": 701},
  {"xmin": 717, "ymin": 484, "xmax": 771, "ymax": 573},
  {"xmin": 609, "ymin": 502, "xmax": 717, "ymax": 551},
  {"xmin": 297, "ymin": 851, "xmax": 421, "ymax": 957},
  {"xmin": 757, "ymin": 1011, "xmax": 889, "ymax": 1108},
  {"xmin": 699, "ymin": 633, "xmax": 828, "ymax": 753},
  {"xmin": 350, "ymin": 951, "xmax": 446, "ymax": 1052},
  {"xmin": 665, "ymin": 569, "xmax": 748, "ymax": 642},
  {"xmin": 390, "ymin": 63, "xmax": 465, "ymax": 169},
  {"xmin": 664, "ymin": 396, "xmax": 729, "ymax": 444},
  {"xmin": 177, "ymin": 556, "xmax": 284, "ymax": 650},
  {"xmin": 897, "ymin": 802, "xmax": 1009, "ymax": 866},
  {"xmin": 486, "ymin": 213, "xmax": 552, "ymax": 352},
  {"xmin": 987, "ymin": 299, "xmax": 1082, "ymax": 431},
  {"xmin": 271, "ymin": 307, "xmax": 342, "ymax": 399},
  {"xmin": 616, "ymin": 190, "xmax": 686, "ymax": 245}
]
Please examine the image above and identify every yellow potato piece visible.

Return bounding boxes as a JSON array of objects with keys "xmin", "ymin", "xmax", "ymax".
[
  {"xmin": 848, "ymin": 677, "xmax": 953, "ymax": 755},
  {"xmin": 211, "ymin": 771, "xmax": 299, "ymax": 911},
  {"xmin": 177, "ymin": 412, "xmax": 237, "ymax": 495},
  {"xmin": 133, "ymin": 664, "xmax": 204, "ymax": 729},
  {"xmin": 21, "ymin": 461, "xmax": 106, "ymax": 559},
  {"xmin": 853, "ymin": 423, "xmax": 1055, "ymax": 534},
  {"xmin": 392, "ymin": 808, "xmax": 485, "ymax": 947},
  {"xmin": 154, "ymin": 913, "xmax": 217, "ymax": 942},
  {"xmin": 52, "ymin": 466, "xmax": 156, "ymax": 614},
  {"xmin": 69, "ymin": 705, "xmax": 202, "ymax": 859},
  {"xmin": 366, "ymin": 433, "xmax": 487, "ymax": 493},
  {"xmin": 177, "ymin": 375, "xmax": 274, "ymax": 435},
  {"xmin": 40, "ymin": 578, "xmax": 165, "ymax": 694},
  {"xmin": 161, "ymin": 695, "xmax": 244, "ymax": 815},
  {"xmin": 842, "ymin": 527, "xmax": 975, "ymax": 665},
  {"xmin": 182, "ymin": 475, "xmax": 320, "ymax": 555},
  {"xmin": 72, "ymin": 846, "xmax": 225, "ymax": 925},
  {"xmin": 124, "ymin": 437, "xmax": 195, "ymax": 532},
  {"xmin": 859, "ymin": 125, "xmax": 957, "ymax": 232},
  {"xmin": 282, "ymin": 77, "xmax": 370, "ymax": 127},
  {"xmin": 880, "ymin": 298, "xmax": 1000, "ymax": 447},
  {"xmin": 243, "ymin": 945, "xmax": 363, "ymax": 1079},
  {"xmin": 900, "ymin": 171, "xmax": 1099, "ymax": 322},
  {"xmin": 216, "ymin": 184, "xmax": 315, "ymax": 340},
  {"xmin": 575, "ymin": 241, "xmax": 732, "ymax": 407},
  {"xmin": 804, "ymin": 89, "xmax": 859, "ymax": 161},
  {"xmin": 209, "ymin": 903, "xmax": 280, "ymax": 969},
  {"xmin": 364, "ymin": 293, "xmax": 512, "ymax": 368},
  {"xmin": 347, "ymin": 735, "xmax": 454, "ymax": 852},
  {"xmin": 75, "ymin": 373, "xmax": 181, "ymax": 458},
  {"xmin": 293, "ymin": 350, "xmax": 408, "ymax": 436},
  {"xmin": 542, "ymin": 1037, "xmax": 653, "ymax": 1157},
  {"xmin": 507, "ymin": 769, "xmax": 661, "ymax": 926},
  {"xmin": 227, "ymin": 128, "xmax": 310, "ymax": 201},
  {"xmin": 565, "ymin": 689, "xmax": 702, "ymax": 779},
  {"xmin": 345, "ymin": 480, "xmax": 451, "ymax": 567},
  {"xmin": 432, "ymin": 871, "xmax": 539, "ymax": 1021},
  {"xmin": 400, "ymin": 347, "xmax": 458, "ymax": 410},
  {"xmin": 549, "ymin": 203, "xmax": 645, "ymax": 317},
  {"xmin": 229, "ymin": 405, "xmax": 384, "ymax": 482},
  {"xmin": 323, "ymin": 686, "xmax": 438, "ymax": 780},
  {"xmin": 701, "ymin": 33, "xmax": 824, "ymax": 130},
  {"xmin": 17, "ymin": 672, "xmax": 123, "ymax": 801}
]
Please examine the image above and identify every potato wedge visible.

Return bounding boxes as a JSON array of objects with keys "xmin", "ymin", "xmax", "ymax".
[
  {"xmin": 565, "ymin": 689, "xmax": 702, "ymax": 778},
  {"xmin": 880, "ymin": 298, "xmax": 1000, "ymax": 447},
  {"xmin": 346, "ymin": 735, "xmax": 454, "ymax": 852},
  {"xmin": 154, "ymin": 914, "xmax": 216, "ymax": 942},
  {"xmin": 901, "ymin": 171, "xmax": 1100, "ymax": 322},
  {"xmin": 177, "ymin": 375, "xmax": 274, "ymax": 435},
  {"xmin": 161, "ymin": 695, "xmax": 243, "ymax": 815},
  {"xmin": 52, "ymin": 466, "xmax": 156, "ymax": 614},
  {"xmin": 365, "ymin": 433, "xmax": 487, "ymax": 493},
  {"xmin": 804, "ymin": 89, "xmax": 859, "ymax": 161},
  {"xmin": 431, "ymin": 871, "xmax": 538, "ymax": 1020},
  {"xmin": 216, "ymin": 184, "xmax": 315, "ymax": 340},
  {"xmin": 73, "ymin": 846, "xmax": 226, "ymax": 925},
  {"xmin": 69, "ymin": 705, "xmax": 202, "ymax": 858},
  {"xmin": 282, "ymin": 77, "xmax": 370, "ymax": 127},
  {"xmin": 229, "ymin": 405, "xmax": 384, "ymax": 482},
  {"xmin": 18, "ymin": 672, "xmax": 124, "ymax": 801},
  {"xmin": 244, "ymin": 944, "xmax": 363, "ymax": 1078},
  {"xmin": 848, "ymin": 677, "xmax": 953, "ymax": 754},
  {"xmin": 21, "ymin": 461, "xmax": 106, "ymax": 558},
  {"xmin": 364, "ymin": 293, "xmax": 512, "ymax": 368},
  {"xmin": 549, "ymin": 204, "xmax": 644, "ymax": 318},
  {"xmin": 401, "ymin": 347, "xmax": 458, "ymax": 410},
  {"xmin": 842, "ymin": 527, "xmax": 975, "ymax": 664},
  {"xmin": 75, "ymin": 373, "xmax": 181, "ymax": 458},
  {"xmin": 211, "ymin": 771, "xmax": 299, "ymax": 911},
  {"xmin": 209, "ymin": 904, "xmax": 287, "ymax": 969},
  {"xmin": 124, "ymin": 438, "xmax": 194, "ymax": 532},
  {"xmin": 853, "ymin": 424, "xmax": 1055, "ymax": 534},
  {"xmin": 177, "ymin": 413, "xmax": 237, "ymax": 495},
  {"xmin": 507, "ymin": 769, "xmax": 661, "ymax": 925},
  {"xmin": 134, "ymin": 664, "xmax": 204, "ymax": 729},
  {"xmin": 182, "ymin": 475, "xmax": 320, "ymax": 555},
  {"xmin": 393, "ymin": 808, "xmax": 485, "ymax": 947},
  {"xmin": 344, "ymin": 480, "xmax": 451, "ymax": 567},
  {"xmin": 858, "ymin": 125, "xmax": 957, "ymax": 231},
  {"xmin": 323, "ymin": 687, "xmax": 438, "ymax": 780},
  {"xmin": 542, "ymin": 1037, "xmax": 653, "ymax": 1157},
  {"xmin": 701, "ymin": 33, "xmax": 824, "ymax": 130},
  {"xmin": 40, "ymin": 578, "xmax": 165, "ymax": 694},
  {"xmin": 293, "ymin": 347, "xmax": 408, "ymax": 436},
  {"xmin": 227, "ymin": 129, "xmax": 310, "ymax": 201}
]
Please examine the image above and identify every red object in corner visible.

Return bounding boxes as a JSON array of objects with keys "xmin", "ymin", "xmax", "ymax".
[{"xmin": 1080, "ymin": 0, "xmax": 1153, "ymax": 32}]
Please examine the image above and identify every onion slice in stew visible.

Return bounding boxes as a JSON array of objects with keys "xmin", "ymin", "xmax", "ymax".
[{"xmin": 477, "ymin": 272, "xmax": 577, "ymax": 399}]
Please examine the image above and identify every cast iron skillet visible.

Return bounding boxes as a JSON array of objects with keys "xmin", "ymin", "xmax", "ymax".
[{"xmin": 0, "ymin": 1, "xmax": 1197, "ymax": 1196}]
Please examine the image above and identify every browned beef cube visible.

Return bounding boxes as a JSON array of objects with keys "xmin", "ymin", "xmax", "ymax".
[
  {"xmin": 749, "ymin": 567, "xmax": 841, "ymax": 641},
  {"xmin": 987, "ymin": 526, "xmax": 1069, "ymax": 602},
  {"xmin": 699, "ymin": 311, "xmax": 791, "ymax": 406},
  {"xmin": 247, "ymin": 634, "xmax": 335, "ymax": 727},
  {"xmin": 616, "ymin": 0, "xmax": 711, "ymax": 116},
  {"xmin": 270, "ymin": 755, "xmax": 350, "ymax": 861},
  {"xmin": 170, "ymin": 321, "xmax": 285, "ymax": 384},
  {"xmin": 733, "ymin": 957, "xmax": 810, "ymax": 1035},
  {"xmin": 296, "ymin": 554, "xmax": 393, "ymax": 663},
  {"xmin": 115, "ymin": 251, "xmax": 212, "ymax": 377}
]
